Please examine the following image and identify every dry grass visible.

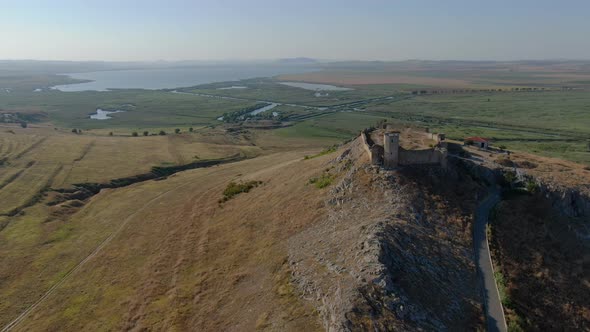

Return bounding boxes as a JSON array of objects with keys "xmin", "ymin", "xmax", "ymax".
[{"xmin": 0, "ymin": 150, "xmax": 328, "ymax": 331}]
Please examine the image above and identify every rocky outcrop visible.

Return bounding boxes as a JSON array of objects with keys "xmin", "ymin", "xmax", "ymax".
[
  {"xmin": 536, "ymin": 182, "xmax": 590, "ymax": 219},
  {"xmin": 289, "ymin": 138, "xmax": 484, "ymax": 331}
]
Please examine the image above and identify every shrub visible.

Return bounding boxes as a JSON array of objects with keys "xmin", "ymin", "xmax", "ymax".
[
  {"xmin": 303, "ymin": 146, "xmax": 338, "ymax": 160},
  {"xmin": 499, "ymin": 145, "xmax": 507, "ymax": 150},
  {"xmin": 20, "ymin": 122, "xmax": 27, "ymax": 128},
  {"xmin": 175, "ymin": 128, "xmax": 181, "ymax": 134},
  {"xmin": 109, "ymin": 132, "xmax": 113, "ymax": 136},
  {"xmin": 71, "ymin": 128, "xmax": 78, "ymax": 134},
  {"xmin": 504, "ymin": 171, "xmax": 517, "ymax": 184},
  {"xmin": 220, "ymin": 180, "xmax": 262, "ymax": 202},
  {"xmin": 189, "ymin": 127, "xmax": 194, "ymax": 132},
  {"xmin": 132, "ymin": 131, "xmax": 138, "ymax": 137},
  {"xmin": 494, "ymin": 270, "xmax": 512, "ymax": 308},
  {"xmin": 525, "ymin": 180, "xmax": 538, "ymax": 193},
  {"xmin": 309, "ymin": 173, "xmax": 333, "ymax": 189},
  {"xmin": 143, "ymin": 131, "xmax": 149, "ymax": 136},
  {"xmin": 158, "ymin": 130, "xmax": 166, "ymax": 136}
]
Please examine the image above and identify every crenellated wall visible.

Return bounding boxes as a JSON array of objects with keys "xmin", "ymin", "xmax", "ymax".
[{"xmin": 360, "ymin": 130, "xmax": 447, "ymax": 168}]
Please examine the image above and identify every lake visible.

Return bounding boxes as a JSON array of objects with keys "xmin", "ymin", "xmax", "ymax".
[{"xmin": 53, "ymin": 64, "xmax": 318, "ymax": 92}]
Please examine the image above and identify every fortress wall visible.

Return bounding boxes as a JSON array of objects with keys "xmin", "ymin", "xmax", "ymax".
[
  {"xmin": 360, "ymin": 131, "xmax": 372, "ymax": 158},
  {"xmin": 399, "ymin": 148, "xmax": 444, "ymax": 165},
  {"xmin": 425, "ymin": 132, "xmax": 446, "ymax": 142},
  {"xmin": 360, "ymin": 131, "xmax": 382, "ymax": 165}
]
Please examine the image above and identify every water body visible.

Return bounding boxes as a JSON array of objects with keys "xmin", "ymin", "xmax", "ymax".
[
  {"xmin": 217, "ymin": 86, "xmax": 247, "ymax": 90},
  {"xmin": 216, "ymin": 103, "xmax": 279, "ymax": 121},
  {"xmin": 53, "ymin": 64, "xmax": 318, "ymax": 92},
  {"xmin": 249, "ymin": 103, "xmax": 279, "ymax": 115},
  {"xmin": 90, "ymin": 109, "xmax": 125, "ymax": 120},
  {"xmin": 279, "ymin": 82, "xmax": 352, "ymax": 91}
]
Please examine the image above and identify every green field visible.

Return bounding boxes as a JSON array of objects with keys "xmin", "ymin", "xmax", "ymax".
[
  {"xmin": 0, "ymin": 89, "xmax": 263, "ymax": 130},
  {"xmin": 1, "ymin": 62, "xmax": 589, "ymax": 166},
  {"xmin": 180, "ymin": 78, "xmax": 402, "ymax": 107}
]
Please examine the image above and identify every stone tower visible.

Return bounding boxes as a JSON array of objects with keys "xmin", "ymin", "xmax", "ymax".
[{"xmin": 383, "ymin": 132, "xmax": 399, "ymax": 168}]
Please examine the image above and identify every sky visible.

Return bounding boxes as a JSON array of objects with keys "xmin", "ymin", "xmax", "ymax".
[{"xmin": 1, "ymin": 0, "xmax": 590, "ymax": 62}]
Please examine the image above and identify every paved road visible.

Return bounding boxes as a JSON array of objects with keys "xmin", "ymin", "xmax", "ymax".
[{"xmin": 474, "ymin": 190, "xmax": 507, "ymax": 332}]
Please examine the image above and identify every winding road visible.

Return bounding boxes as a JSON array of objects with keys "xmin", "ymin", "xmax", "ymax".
[{"xmin": 474, "ymin": 189, "xmax": 507, "ymax": 332}]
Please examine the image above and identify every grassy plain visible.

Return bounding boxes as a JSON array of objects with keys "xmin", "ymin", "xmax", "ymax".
[
  {"xmin": 0, "ymin": 90, "xmax": 263, "ymax": 130},
  {"xmin": 181, "ymin": 78, "xmax": 402, "ymax": 107}
]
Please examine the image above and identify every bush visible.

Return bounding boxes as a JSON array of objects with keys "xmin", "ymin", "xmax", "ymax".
[
  {"xmin": 220, "ymin": 180, "xmax": 263, "ymax": 202},
  {"xmin": 71, "ymin": 128, "xmax": 79, "ymax": 134},
  {"xmin": 309, "ymin": 173, "xmax": 334, "ymax": 189},
  {"xmin": 189, "ymin": 127, "xmax": 194, "ymax": 132},
  {"xmin": 158, "ymin": 130, "xmax": 166, "ymax": 136},
  {"xmin": 175, "ymin": 128, "xmax": 181, "ymax": 134},
  {"xmin": 499, "ymin": 145, "xmax": 507, "ymax": 150},
  {"xmin": 132, "ymin": 131, "xmax": 138, "ymax": 137},
  {"xmin": 303, "ymin": 146, "xmax": 338, "ymax": 160},
  {"xmin": 109, "ymin": 132, "xmax": 113, "ymax": 136},
  {"xmin": 525, "ymin": 180, "xmax": 538, "ymax": 193},
  {"xmin": 20, "ymin": 122, "xmax": 27, "ymax": 128},
  {"xmin": 143, "ymin": 131, "xmax": 149, "ymax": 136},
  {"xmin": 504, "ymin": 171, "xmax": 517, "ymax": 184}
]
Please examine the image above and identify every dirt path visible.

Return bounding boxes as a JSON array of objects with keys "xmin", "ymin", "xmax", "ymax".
[{"xmin": 474, "ymin": 189, "xmax": 507, "ymax": 332}]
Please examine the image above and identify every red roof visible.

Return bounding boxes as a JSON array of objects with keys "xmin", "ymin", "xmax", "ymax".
[{"xmin": 465, "ymin": 136, "xmax": 490, "ymax": 143}]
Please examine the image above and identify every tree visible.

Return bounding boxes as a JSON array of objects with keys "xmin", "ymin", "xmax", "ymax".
[
  {"xmin": 158, "ymin": 130, "xmax": 166, "ymax": 136},
  {"xmin": 132, "ymin": 131, "xmax": 138, "ymax": 137},
  {"xmin": 499, "ymin": 145, "xmax": 507, "ymax": 150},
  {"xmin": 175, "ymin": 128, "xmax": 181, "ymax": 134},
  {"xmin": 143, "ymin": 131, "xmax": 149, "ymax": 136},
  {"xmin": 189, "ymin": 127, "xmax": 194, "ymax": 132}
]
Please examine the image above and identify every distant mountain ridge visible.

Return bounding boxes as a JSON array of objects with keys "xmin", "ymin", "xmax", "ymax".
[{"xmin": 277, "ymin": 57, "xmax": 318, "ymax": 64}]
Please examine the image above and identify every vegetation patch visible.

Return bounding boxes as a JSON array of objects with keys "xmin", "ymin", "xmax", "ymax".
[
  {"xmin": 308, "ymin": 173, "xmax": 334, "ymax": 189},
  {"xmin": 303, "ymin": 146, "xmax": 337, "ymax": 160},
  {"xmin": 220, "ymin": 180, "xmax": 263, "ymax": 202}
]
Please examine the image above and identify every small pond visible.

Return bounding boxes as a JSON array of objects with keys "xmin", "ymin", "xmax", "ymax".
[{"xmin": 90, "ymin": 109, "xmax": 126, "ymax": 120}]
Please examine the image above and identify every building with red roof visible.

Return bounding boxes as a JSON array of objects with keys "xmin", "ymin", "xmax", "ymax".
[{"xmin": 464, "ymin": 136, "xmax": 490, "ymax": 149}]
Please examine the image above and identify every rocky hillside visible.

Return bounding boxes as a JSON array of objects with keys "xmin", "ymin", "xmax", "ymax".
[
  {"xmin": 289, "ymin": 138, "xmax": 485, "ymax": 330},
  {"xmin": 489, "ymin": 193, "xmax": 590, "ymax": 331}
]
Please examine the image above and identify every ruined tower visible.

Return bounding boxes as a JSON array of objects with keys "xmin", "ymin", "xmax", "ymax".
[{"xmin": 383, "ymin": 132, "xmax": 399, "ymax": 168}]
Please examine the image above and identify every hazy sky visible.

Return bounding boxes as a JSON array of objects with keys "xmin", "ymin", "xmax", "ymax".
[{"xmin": 1, "ymin": 0, "xmax": 589, "ymax": 61}]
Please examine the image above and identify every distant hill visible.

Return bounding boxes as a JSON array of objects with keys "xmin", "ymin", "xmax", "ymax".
[{"xmin": 277, "ymin": 57, "xmax": 318, "ymax": 64}]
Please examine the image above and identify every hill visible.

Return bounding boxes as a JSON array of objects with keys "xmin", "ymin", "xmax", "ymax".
[{"xmin": 1, "ymin": 131, "xmax": 490, "ymax": 330}]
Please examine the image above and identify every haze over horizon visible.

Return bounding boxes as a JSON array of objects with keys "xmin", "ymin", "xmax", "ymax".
[{"xmin": 1, "ymin": 0, "xmax": 590, "ymax": 62}]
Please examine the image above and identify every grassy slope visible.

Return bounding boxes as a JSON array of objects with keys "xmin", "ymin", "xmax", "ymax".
[{"xmin": 0, "ymin": 150, "xmax": 329, "ymax": 331}]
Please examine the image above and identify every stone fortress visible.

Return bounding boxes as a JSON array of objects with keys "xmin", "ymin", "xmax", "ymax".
[{"xmin": 360, "ymin": 125, "xmax": 448, "ymax": 169}]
